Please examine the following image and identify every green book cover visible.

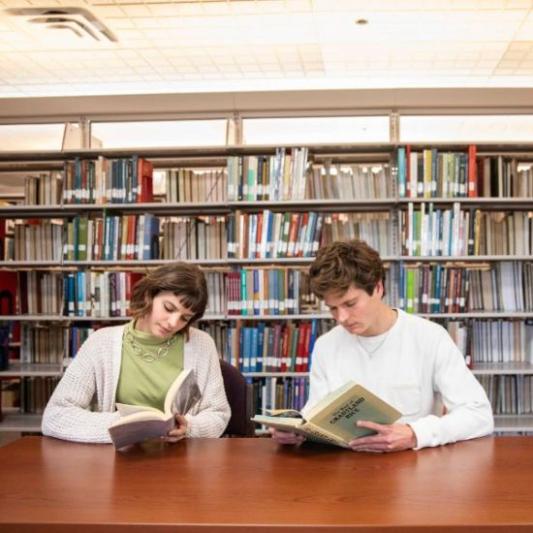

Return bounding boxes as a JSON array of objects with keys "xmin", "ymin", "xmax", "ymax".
[{"xmin": 253, "ymin": 381, "xmax": 402, "ymax": 448}]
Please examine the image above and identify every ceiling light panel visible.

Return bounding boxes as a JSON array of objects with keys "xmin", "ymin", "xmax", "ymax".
[{"xmin": 1, "ymin": 1, "xmax": 533, "ymax": 96}]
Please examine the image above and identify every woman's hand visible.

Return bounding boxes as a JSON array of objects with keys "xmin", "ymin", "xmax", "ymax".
[{"xmin": 164, "ymin": 414, "xmax": 188, "ymax": 443}]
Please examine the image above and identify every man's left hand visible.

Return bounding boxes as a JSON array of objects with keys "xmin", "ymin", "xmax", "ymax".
[{"xmin": 348, "ymin": 421, "xmax": 417, "ymax": 453}]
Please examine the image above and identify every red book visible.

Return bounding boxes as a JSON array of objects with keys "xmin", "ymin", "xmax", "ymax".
[
  {"xmin": 295, "ymin": 322, "xmax": 307, "ymax": 372},
  {"xmin": 138, "ymin": 158, "xmax": 154, "ymax": 203},
  {"xmin": 255, "ymin": 212, "xmax": 263, "ymax": 259},
  {"xmin": 467, "ymin": 145, "xmax": 478, "ymax": 197},
  {"xmin": 125, "ymin": 272, "xmax": 144, "ymax": 315}
]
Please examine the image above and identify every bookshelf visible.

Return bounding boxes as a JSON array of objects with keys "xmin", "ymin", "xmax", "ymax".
[{"xmin": 0, "ymin": 142, "xmax": 532, "ymax": 435}]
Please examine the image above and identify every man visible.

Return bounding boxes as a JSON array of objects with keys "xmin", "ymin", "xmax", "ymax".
[{"xmin": 271, "ymin": 239, "xmax": 493, "ymax": 452}]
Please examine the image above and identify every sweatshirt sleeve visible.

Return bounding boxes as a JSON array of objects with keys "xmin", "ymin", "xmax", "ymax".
[
  {"xmin": 184, "ymin": 334, "xmax": 230, "ymax": 438},
  {"xmin": 409, "ymin": 331, "xmax": 494, "ymax": 449},
  {"xmin": 301, "ymin": 338, "xmax": 329, "ymax": 418},
  {"xmin": 41, "ymin": 332, "xmax": 120, "ymax": 443}
]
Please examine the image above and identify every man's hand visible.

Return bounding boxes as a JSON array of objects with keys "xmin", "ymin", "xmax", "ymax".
[
  {"xmin": 164, "ymin": 414, "xmax": 188, "ymax": 443},
  {"xmin": 269, "ymin": 427, "xmax": 306, "ymax": 446},
  {"xmin": 348, "ymin": 421, "xmax": 417, "ymax": 453}
]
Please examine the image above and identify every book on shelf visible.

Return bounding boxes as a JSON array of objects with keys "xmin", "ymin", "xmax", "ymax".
[
  {"xmin": 108, "ymin": 368, "xmax": 201, "ymax": 449},
  {"xmin": 252, "ymin": 381, "xmax": 402, "ymax": 448}
]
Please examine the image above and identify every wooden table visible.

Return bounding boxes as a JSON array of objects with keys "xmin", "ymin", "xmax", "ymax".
[{"xmin": 1, "ymin": 436, "xmax": 533, "ymax": 532}]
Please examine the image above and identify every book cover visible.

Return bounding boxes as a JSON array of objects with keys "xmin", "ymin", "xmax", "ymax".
[
  {"xmin": 252, "ymin": 381, "xmax": 402, "ymax": 448},
  {"xmin": 108, "ymin": 368, "xmax": 201, "ymax": 450}
]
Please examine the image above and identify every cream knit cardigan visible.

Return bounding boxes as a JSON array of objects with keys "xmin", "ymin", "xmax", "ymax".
[{"xmin": 42, "ymin": 325, "xmax": 231, "ymax": 443}]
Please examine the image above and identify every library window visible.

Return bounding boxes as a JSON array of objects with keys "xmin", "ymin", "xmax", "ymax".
[
  {"xmin": 91, "ymin": 119, "xmax": 228, "ymax": 148},
  {"xmin": 400, "ymin": 115, "xmax": 533, "ymax": 143},
  {"xmin": 0, "ymin": 123, "xmax": 65, "ymax": 151},
  {"xmin": 242, "ymin": 116, "xmax": 390, "ymax": 144}
]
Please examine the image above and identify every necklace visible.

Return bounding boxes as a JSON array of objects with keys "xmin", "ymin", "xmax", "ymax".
[
  {"xmin": 124, "ymin": 327, "xmax": 181, "ymax": 363},
  {"xmin": 356, "ymin": 330, "xmax": 391, "ymax": 356},
  {"xmin": 356, "ymin": 309, "xmax": 398, "ymax": 356}
]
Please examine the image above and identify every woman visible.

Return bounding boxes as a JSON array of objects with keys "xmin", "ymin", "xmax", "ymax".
[{"xmin": 42, "ymin": 263, "xmax": 230, "ymax": 443}]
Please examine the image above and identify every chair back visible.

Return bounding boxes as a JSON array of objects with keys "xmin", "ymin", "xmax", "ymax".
[{"xmin": 219, "ymin": 359, "xmax": 255, "ymax": 437}]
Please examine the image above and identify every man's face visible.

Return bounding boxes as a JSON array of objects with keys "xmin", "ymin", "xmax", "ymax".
[{"xmin": 323, "ymin": 282, "xmax": 384, "ymax": 337}]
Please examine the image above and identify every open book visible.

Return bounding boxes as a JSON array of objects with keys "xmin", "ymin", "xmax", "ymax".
[
  {"xmin": 108, "ymin": 368, "xmax": 201, "ymax": 449},
  {"xmin": 252, "ymin": 381, "xmax": 402, "ymax": 448}
]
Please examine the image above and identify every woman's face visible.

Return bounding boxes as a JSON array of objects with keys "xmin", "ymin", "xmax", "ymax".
[{"xmin": 136, "ymin": 291, "xmax": 195, "ymax": 339}]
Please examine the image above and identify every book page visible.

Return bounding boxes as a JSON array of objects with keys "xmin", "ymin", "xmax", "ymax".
[
  {"xmin": 264, "ymin": 409, "xmax": 303, "ymax": 418},
  {"xmin": 251, "ymin": 415, "xmax": 349, "ymax": 448},
  {"xmin": 305, "ymin": 380, "xmax": 355, "ymax": 420},
  {"xmin": 302, "ymin": 422, "xmax": 350, "ymax": 448},
  {"xmin": 115, "ymin": 403, "xmax": 163, "ymax": 417},
  {"xmin": 108, "ymin": 416, "xmax": 175, "ymax": 449},
  {"xmin": 165, "ymin": 368, "xmax": 202, "ymax": 416},
  {"xmin": 251, "ymin": 415, "xmax": 304, "ymax": 431}
]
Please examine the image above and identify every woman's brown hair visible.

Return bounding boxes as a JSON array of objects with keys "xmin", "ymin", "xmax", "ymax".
[
  {"xmin": 129, "ymin": 263, "xmax": 208, "ymax": 330},
  {"xmin": 309, "ymin": 239, "xmax": 386, "ymax": 298}
]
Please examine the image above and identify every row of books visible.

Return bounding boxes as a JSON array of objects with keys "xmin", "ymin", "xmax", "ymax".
[
  {"xmin": 227, "ymin": 211, "xmax": 394, "ymax": 259},
  {"xmin": 164, "ymin": 168, "xmax": 226, "ymax": 203},
  {"xmin": 398, "ymin": 146, "xmax": 477, "ymax": 198},
  {"xmin": 160, "ymin": 216, "xmax": 227, "ymax": 260},
  {"xmin": 20, "ymin": 325, "xmax": 65, "ymax": 365},
  {"xmin": 469, "ymin": 319, "xmax": 533, "ymax": 365},
  {"xmin": 477, "ymin": 156, "xmax": 533, "ymax": 198},
  {"xmin": 64, "ymin": 214, "xmax": 160, "ymax": 261},
  {"xmin": 18, "ymin": 271, "xmax": 63, "ymax": 315},
  {"xmin": 12, "ymin": 212, "xmax": 396, "ymax": 263},
  {"xmin": 13, "ymin": 220, "xmax": 63, "ymax": 262},
  {"xmin": 63, "ymin": 271, "xmax": 142, "ymax": 317},
  {"xmin": 13, "ymin": 206, "xmax": 531, "ymax": 264},
  {"xmin": 396, "ymin": 262, "xmax": 533, "ymax": 314},
  {"xmin": 227, "ymin": 148, "xmax": 308, "ymax": 201},
  {"xmin": 307, "ymin": 163, "xmax": 392, "ymax": 200},
  {"xmin": 24, "ymin": 173, "xmax": 62, "ymax": 206},
  {"xmin": 397, "ymin": 148, "xmax": 533, "ymax": 199},
  {"xmin": 226, "ymin": 269, "xmax": 303, "ymax": 316},
  {"xmin": 468, "ymin": 263, "xmax": 533, "ymax": 313},
  {"xmin": 18, "ymin": 377, "xmax": 60, "ymax": 414},
  {"xmin": 13, "ymin": 262, "xmax": 533, "ymax": 318},
  {"xmin": 17, "ymin": 148, "xmax": 533, "ymax": 210},
  {"xmin": 224, "ymin": 321, "xmax": 320, "ymax": 373},
  {"xmin": 64, "ymin": 271, "xmax": 225, "ymax": 318},
  {"xmin": 62, "ymin": 156, "xmax": 153, "ymax": 204},
  {"xmin": 478, "ymin": 375, "xmax": 533, "ymax": 415},
  {"xmin": 11, "ymin": 316, "xmax": 531, "ymax": 369},
  {"xmin": 401, "ymin": 203, "xmax": 533, "ymax": 257},
  {"xmin": 250, "ymin": 377, "xmax": 309, "ymax": 414}
]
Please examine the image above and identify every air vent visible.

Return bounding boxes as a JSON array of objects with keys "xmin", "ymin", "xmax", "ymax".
[{"xmin": 5, "ymin": 7, "xmax": 117, "ymax": 43}]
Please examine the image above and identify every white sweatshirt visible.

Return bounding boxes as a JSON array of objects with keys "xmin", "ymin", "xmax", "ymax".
[{"xmin": 303, "ymin": 309, "xmax": 494, "ymax": 449}]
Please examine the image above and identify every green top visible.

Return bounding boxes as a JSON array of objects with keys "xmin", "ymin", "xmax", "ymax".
[{"xmin": 117, "ymin": 321, "xmax": 184, "ymax": 411}]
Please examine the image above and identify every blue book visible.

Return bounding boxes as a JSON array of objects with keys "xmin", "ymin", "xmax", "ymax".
[
  {"xmin": 240, "ymin": 270, "xmax": 248, "ymax": 316},
  {"xmin": 256, "ymin": 323, "xmax": 265, "ymax": 372},
  {"xmin": 309, "ymin": 319, "xmax": 318, "ymax": 369},
  {"xmin": 251, "ymin": 327, "xmax": 259, "ymax": 372},
  {"xmin": 242, "ymin": 327, "xmax": 252, "ymax": 373},
  {"xmin": 398, "ymin": 147, "xmax": 406, "ymax": 197},
  {"xmin": 76, "ymin": 271, "xmax": 86, "ymax": 317}
]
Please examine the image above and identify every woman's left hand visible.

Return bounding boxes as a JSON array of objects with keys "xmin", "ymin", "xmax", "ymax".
[{"xmin": 164, "ymin": 414, "xmax": 188, "ymax": 443}]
